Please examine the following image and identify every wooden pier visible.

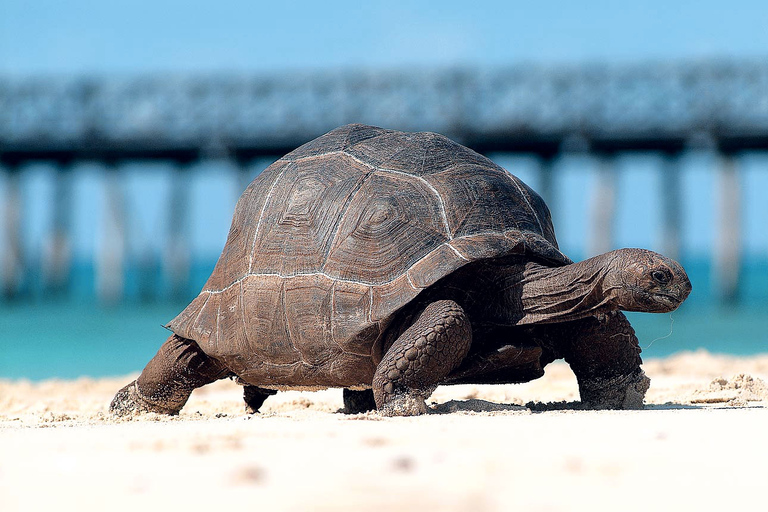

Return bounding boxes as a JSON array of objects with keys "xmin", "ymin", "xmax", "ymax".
[{"xmin": 1, "ymin": 61, "xmax": 767, "ymax": 302}]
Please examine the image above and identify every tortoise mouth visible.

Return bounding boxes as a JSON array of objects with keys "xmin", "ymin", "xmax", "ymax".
[
  {"xmin": 653, "ymin": 293, "xmax": 683, "ymax": 310},
  {"xmin": 625, "ymin": 286, "xmax": 684, "ymax": 312},
  {"xmin": 655, "ymin": 280, "xmax": 692, "ymax": 309}
]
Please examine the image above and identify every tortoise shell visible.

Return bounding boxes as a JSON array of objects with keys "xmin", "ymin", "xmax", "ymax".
[{"xmin": 167, "ymin": 124, "xmax": 570, "ymax": 389}]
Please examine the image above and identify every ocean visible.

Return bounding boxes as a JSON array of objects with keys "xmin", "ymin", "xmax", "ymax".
[{"xmin": 1, "ymin": 258, "xmax": 766, "ymax": 381}]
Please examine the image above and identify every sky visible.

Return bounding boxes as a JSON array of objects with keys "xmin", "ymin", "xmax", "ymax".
[
  {"xmin": 3, "ymin": 1, "xmax": 768, "ymax": 74},
  {"xmin": 2, "ymin": 1, "xmax": 768, "ymax": 267}
]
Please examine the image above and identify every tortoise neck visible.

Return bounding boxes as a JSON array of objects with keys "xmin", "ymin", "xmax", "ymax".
[{"xmin": 509, "ymin": 254, "xmax": 620, "ymax": 325}]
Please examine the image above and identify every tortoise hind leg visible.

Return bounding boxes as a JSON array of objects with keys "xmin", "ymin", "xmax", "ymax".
[
  {"xmin": 373, "ymin": 300, "xmax": 472, "ymax": 416},
  {"xmin": 243, "ymin": 386, "xmax": 277, "ymax": 414},
  {"xmin": 342, "ymin": 389, "xmax": 376, "ymax": 414},
  {"xmin": 110, "ymin": 334, "xmax": 229, "ymax": 416}
]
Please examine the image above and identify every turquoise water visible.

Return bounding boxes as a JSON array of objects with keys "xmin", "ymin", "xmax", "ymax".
[
  {"xmin": 0, "ymin": 301, "xmax": 184, "ymax": 380},
  {"xmin": 1, "ymin": 301, "xmax": 766, "ymax": 381},
  {"xmin": 2, "ymin": 259, "xmax": 767, "ymax": 380}
]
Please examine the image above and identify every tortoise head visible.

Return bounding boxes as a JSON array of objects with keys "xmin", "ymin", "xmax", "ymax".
[{"xmin": 605, "ymin": 248, "xmax": 692, "ymax": 313}]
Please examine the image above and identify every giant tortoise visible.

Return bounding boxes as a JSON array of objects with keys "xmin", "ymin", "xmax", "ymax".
[{"xmin": 111, "ymin": 124, "xmax": 691, "ymax": 416}]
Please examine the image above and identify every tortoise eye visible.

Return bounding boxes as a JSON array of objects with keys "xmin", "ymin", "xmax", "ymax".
[{"xmin": 651, "ymin": 270, "xmax": 670, "ymax": 285}]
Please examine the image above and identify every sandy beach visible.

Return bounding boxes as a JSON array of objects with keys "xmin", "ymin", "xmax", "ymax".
[{"xmin": 2, "ymin": 350, "xmax": 767, "ymax": 512}]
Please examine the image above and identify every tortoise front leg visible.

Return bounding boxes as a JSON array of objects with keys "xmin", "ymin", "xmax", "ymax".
[
  {"xmin": 559, "ymin": 312, "xmax": 650, "ymax": 409},
  {"xmin": 373, "ymin": 300, "xmax": 472, "ymax": 416},
  {"xmin": 110, "ymin": 334, "xmax": 229, "ymax": 416}
]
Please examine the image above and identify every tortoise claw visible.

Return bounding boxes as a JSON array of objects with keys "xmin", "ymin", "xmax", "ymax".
[
  {"xmin": 109, "ymin": 380, "xmax": 179, "ymax": 416},
  {"xmin": 377, "ymin": 391, "xmax": 429, "ymax": 417}
]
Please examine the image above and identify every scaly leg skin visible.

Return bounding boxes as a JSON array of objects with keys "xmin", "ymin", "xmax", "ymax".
[
  {"xmin": 243, "ymin": 385, "xmax": 278, "ymax": 414},
  {"xmin": 110, "ymin": 334, "xmax": 229, "ymax": 416},
  {"xmin": 560, "ymin": 312, "xmax": 650, "ymax": 410},
  {"xmin": 342, "ymin": 389, "xmax": 376, "ymax": 414},
  {"xmin": 578, "ymin": 368, "xmax": 650, "ymax": 410},
  {"xmin": 373, "ymin": 300, "xmax": 472, "ymax": 416}
]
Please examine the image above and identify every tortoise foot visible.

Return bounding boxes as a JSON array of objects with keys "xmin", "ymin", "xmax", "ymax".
[
  {"xmin": 243, "ymin": 385, "xmax": 277, "ymax": 414},
  {"xmin": 377, "ymin": 391, "xmax": 429, "ymax": 417},
  {"xmin": 109, "ymin": 381, "xmax": 180, "ymax": 416},
  {"xmin": 579, "ymin": 369, "xmax": 651, "ymax": 410},
  {"xmin": 373, "ymin": 300, "xmax": 472, "ymax": 416}
]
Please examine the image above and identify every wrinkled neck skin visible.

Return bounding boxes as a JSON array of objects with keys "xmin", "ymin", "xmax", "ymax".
[{"xmin": 509, "ymin": 254, "xmax": 621, "ymax": 325}]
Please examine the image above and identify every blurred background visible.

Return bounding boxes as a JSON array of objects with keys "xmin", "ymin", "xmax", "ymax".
[{"xmin": 1, "ymin": 0, "xmax": 767, "ymax": 379}]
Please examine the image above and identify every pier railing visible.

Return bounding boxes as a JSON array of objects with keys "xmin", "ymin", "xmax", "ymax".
[{"xmin": 2, "ymin": 61, "xmax": 767, "ymax": 302}]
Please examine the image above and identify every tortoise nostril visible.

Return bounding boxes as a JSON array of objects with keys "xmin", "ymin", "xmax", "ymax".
[{"xmin": 675, "ymin": 280, "xmax": 692, "ymax": 301}]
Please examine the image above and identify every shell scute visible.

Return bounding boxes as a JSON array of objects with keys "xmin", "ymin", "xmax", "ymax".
[
  {"xmin": 331, "ymin": 281, "xmax": 374, "ymax": 354},
  {"xmin": 282, "ymin": 123, "xmax": 389, "ymax": 161},
  {"xmin": 239, "ymin": 275, "xmax": 299, "ymax": 366},
  {"xmin": 427, "ymin": 165, "xmax": 543, "ymax": 238},
  {"xmin": 283, "ymin": 274, "xmax": 336, "ymax": 367},
  {"xmin": 248, "ymin": 155, "xmax": 370, "ymax": 275},
  {"xmin": 323, "ymin": 172, "xmax": 450, "ymax": 284},
  {"xmin": 406, "ymin": 243, "xmax": 467, "ymax": 289}
]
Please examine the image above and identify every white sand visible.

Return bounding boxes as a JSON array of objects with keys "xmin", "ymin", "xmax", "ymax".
[{"xmin": 2, "ymin": 350, "xmax": 767, "ymax": 512}]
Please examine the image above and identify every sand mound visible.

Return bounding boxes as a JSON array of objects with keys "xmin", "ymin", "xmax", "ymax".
[{"xmin": 689, "ymin": 373, "xmax": 768, "ymax": 406}]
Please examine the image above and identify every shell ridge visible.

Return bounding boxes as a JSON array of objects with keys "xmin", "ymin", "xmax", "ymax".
[
  {"xmin": 367, "ymin": 287, "xmax": 373, "ymax": 324},
  {"xmin": 329, "ymin": 279, "xmax": 337, "ymax": 349},
  {"xmin": 187, "ymin": 292, "xmax": 212, "ymax": 340},
  {"xmin": 247, "ymin": 162, "xmax": 289, "ymax": 273},
  {"xmin": 214, "ymin": 298, "xmax": 222, "ymax": 354},
  {"xmin": 446, "ymin": 243, "xmax": 469, "ymax": 261},
  {"xmin": 320, "ymin": 163, "xmax": 377, "ymax": 271},
  {"xmin": 341, "ymin": 126, "xmax": 352, "ymax": 151},
  {"xmin": 345, "ymin": 125, "xmax": 390, "ymax": 151},
  {"xmin": 405, "ymin": 271, "xmax": 419, "ymax": 290},
  {"xmin": 419, "ymin": 144, "xmax": 428, "ymax": 174},
  {"xmin": 238, "ymin": 280, "xmax": 249, "ymax": 355},
  {"xmin": 279, "ymin": 279, "xmax": 304, "ymax": 363},
  {"xmin": 504, "ymin": 171, "xmax": 544, "ymax": 235}
]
